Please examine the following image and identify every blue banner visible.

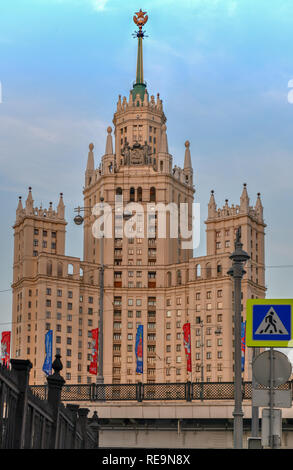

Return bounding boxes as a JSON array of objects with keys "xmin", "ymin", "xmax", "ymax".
[
  {"xmin": 241, "ymin": 321, "xmax": 246, "ymax": 372},
  {"xmin": 135, "ymin": 325, "xmax": 143, "ymax": 374},
  {"xmin": 42, "ymin": 330, "xmax": 53, "ymax": 376}
]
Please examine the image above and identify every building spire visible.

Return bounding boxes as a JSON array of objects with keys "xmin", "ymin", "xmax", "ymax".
[
  {"xmin": 105, "ymin": 126, "xmax": 113, "ymax": 155},
  {"xmin": 208, "ymin": 190, "xmax": 217, "ymax": 218},
  {"xmin": 240, "ymin": 183, "xmax": 249, "ymax": 213},
  {"xmin": 25, "ymin": 186, "xmax": 34, "ymax": 215},
  {"xmin": 184, "ymin": 140, "xmax": 192, "ymax": 169},
  {"xmin": 255, "ymin": 192, "xmax": 263, "ymax": 221},
  {"xmin": 159, "ymin": 124, "xmax": 169, "ymax": 153},
  {"xmin": 57, "ymin": 192, "xmax": 65, "ymax": 219},
  {"xmin": 132, "ymin": 9, "xmax": 148, "ymax": 102},
  {"xmin": 85, "ymin": 143, "xmax": 95, "ymax": 187}
]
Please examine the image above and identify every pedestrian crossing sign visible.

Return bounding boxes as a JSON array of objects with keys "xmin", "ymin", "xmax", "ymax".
[{"xmin": 246, "ymin": 299, "xmax": 293, "ymax": 347}]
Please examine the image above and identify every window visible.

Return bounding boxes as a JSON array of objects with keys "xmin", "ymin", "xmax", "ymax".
[
  {"xmin": 130, "ymin": 187, "xmax": 135, "ymax": 202},
  {"xmin": 150, "ymin": 187, "xmax": 156, "ymax": 202}
]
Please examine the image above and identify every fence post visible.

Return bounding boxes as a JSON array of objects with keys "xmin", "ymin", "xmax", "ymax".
[
  {"xmin": 10, "ymin": 359, "xmax": 32, "ymax": 449},
  {"xmin": 78, "ymin": 408, "xmax": 89, "ymax": 449},
  {"xmin": 89, "ymin": 411, "xmax": 100, "ymax": 448},
  {"xmin": 66, "ymin": 404, "xmax": 80, "ymax": 449},
  {"xmin": 90, "ymin": 383, "xmax": 96, "ymax": 401},
  {"xmin": 47, "ymin": 354, "xmax": 65, "ymax": 448},
  {"xmin": 186, "ymin": 381, "xmax": 192, "ymax": 402},
  {"xmin": 137, "ymin": 382, "xmax": 143, "ymax": 402}
]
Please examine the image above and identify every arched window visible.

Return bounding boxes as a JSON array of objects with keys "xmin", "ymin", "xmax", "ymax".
[
  {"xmin": 47, "ymin": 261, "xmax": 52, "ymax": 276},
  {"xmin": 137, "ymin": 187, "xmax": 142, "ymax": 202},
  {"xmin": 150, "ymin": 187, "xmax": 156, "ymax": 202},
  {"xmin": 57, "ymin": 262, "xmax": 63, "ymax": 277},
  {"xmin": 116, "ymin": 187, "xmax": 123, "ymax": 203},
  {"xmin": 160, "ymin": 161, "xmax": 163, "ymax": 172},
  {"xmin": 177, "ymin": 270, "xmax": 182, "ymax": 286},
  {"xmin": 167, "ymin": 271, "xmax": 172, "ymax": 287},
  {"xmin": 116, "ymin": 187, "xmax": 122, "ymax": 195},
  {"xmin": 80, "ymin": 267, "xmax": 84, "ymax": 279},
  {"xmin": 217, "ymin": 264, "xmax": 222, "ymax": 277},
  {"xmin": 130, "ymin": 187, "xmax": 135, "ymax": 202},
  {"xmin": 68, "ymin": 264, "xmax": 73, "ymax": 277},
  {"xmin": 195, "ymin": 264, "xmax": 201, "ymax": 278}
]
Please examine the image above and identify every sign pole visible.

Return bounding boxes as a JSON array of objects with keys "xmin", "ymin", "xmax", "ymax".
[
  {"xmin": 251, "ymin": 347, "xmax": 259, "ymax": 437},
  {"xmin": 269, "ymin": 347, "xmax": 274, "ymax": 448}
]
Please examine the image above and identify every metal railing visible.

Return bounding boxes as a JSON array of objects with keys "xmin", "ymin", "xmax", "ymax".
[
  {"xmin": 30, "ymin": 380, "xmax": 293, "ymax": 403},
  {"xmin": 0, "ymin": 360, "xmax": 97, "ymax": 449}
]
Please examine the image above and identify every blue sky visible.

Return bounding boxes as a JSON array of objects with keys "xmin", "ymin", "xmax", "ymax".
[{"xmin": 0, "ymin": 0, "xmax": 293, "ymax": 353}]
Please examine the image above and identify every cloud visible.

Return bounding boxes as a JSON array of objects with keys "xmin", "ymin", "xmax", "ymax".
[{"xmin": 91, "ymin": 0, "xmax": 109, "ymax": 11}]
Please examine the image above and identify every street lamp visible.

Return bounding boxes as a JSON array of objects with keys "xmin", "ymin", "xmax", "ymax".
[
  {"xmin": 73, "ymin": 201, "xmax": 105, "ymax": 385},
  {"xmin": 227, "ymin": 227, "xmax": 250, "ymax": 449}
]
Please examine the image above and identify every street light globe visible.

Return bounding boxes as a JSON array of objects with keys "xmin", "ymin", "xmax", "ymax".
[{"xmin": 74, "ymin": 214, "xmax": 84, "ymax": 225}]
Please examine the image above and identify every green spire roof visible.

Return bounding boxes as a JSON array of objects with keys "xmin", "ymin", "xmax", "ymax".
[{"xmin": 132, "ymin": 35, "xmax": 147, "ymax": 102}]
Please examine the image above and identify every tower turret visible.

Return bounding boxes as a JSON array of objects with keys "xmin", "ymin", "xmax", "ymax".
[
  {"xmin": 240, "ymin": 183, "xmax": 249, "ymax": 213},
  {"xmin": 25, "ymin": 187, "xmax": 34, "ymax": 215},
  {"xmin": 85, "ymin": 143, "xmax": 95, "ymax": 187},
  {"xmin": 102, "ymin": 127, "xmax": 115, "ymax": 175},
  {"xmin": 183, "ymin": 140, "xmax": 193, "ymax": 186},
  {"xmin": 208, "ymin": 190, "xmax": 217, "ymax": 218}
]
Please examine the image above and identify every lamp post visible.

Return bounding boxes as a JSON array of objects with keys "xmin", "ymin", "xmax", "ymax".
[
  {"xmin": 74, "ymin": 201, "xmax": 106, "ymax": 385},
  {"xmin": 227, "ymin": 227, "xmax": 250, "ymax": 449}
]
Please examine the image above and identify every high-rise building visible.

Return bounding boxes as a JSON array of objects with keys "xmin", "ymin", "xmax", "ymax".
[{"xmin": 11, "ymin": 10, "xmax": 266, "ymax": 385}]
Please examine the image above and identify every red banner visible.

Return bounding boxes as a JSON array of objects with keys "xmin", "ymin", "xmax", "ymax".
[
  {"xmin": 1, "ymin": 331, "xmax": 11, "ymax": 368},
  {"xmin": 89, "ymin": 328, "xmax": 98, "ymax": 375},
  {"xmin": 183, "ymin": 323, "xmax": 192, "ymax": 372}
]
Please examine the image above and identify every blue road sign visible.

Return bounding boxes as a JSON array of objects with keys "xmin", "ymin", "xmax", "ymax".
[{"xmin": 246, "ymin": 299, "xmax": 293, "ymax": 347}]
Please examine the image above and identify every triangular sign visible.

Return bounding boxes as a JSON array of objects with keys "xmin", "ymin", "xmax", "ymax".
[{"xmin": 255, "ymin": 307, "xmax": 289, "ymax": 335}]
